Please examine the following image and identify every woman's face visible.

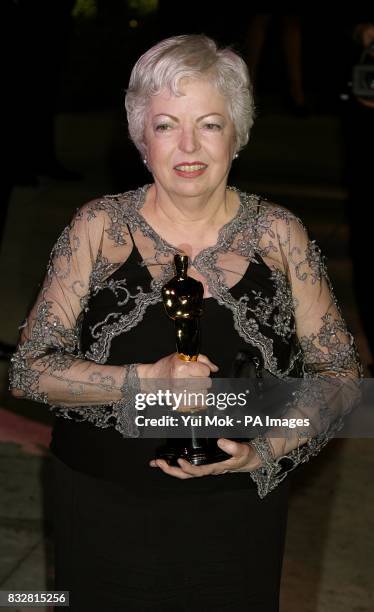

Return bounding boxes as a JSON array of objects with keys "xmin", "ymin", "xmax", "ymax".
[{"xmin": 144, "ymin": 78, "xmax": 236, "ymax": 199}]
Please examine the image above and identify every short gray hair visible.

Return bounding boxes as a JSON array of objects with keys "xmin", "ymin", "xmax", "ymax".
[{"xmin": 125, "ymin": 34, "xmax": 255, "ymax": 157}]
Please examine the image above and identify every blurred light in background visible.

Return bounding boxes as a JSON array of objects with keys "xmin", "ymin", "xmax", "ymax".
[
  {"xmin": 72, "ymin": 0, "xmax": 98, "ymax": 19},
  {"xmin": 128, "ymin": 0, "xmax": 158, "ymax": 17}
]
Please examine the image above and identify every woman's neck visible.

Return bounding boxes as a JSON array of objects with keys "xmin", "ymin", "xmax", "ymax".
[{"xmin": 144, "ymin": 182, "xmax": 238, "ymax": 237}]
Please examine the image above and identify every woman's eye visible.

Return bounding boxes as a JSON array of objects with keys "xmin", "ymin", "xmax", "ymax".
[
  {"xmin": 203, "ymin": 123, "xmax": 222, "ymax": 131},
  {"xmin": 155, "ymin": 123, "xmax": 172, "ymax": 132}
]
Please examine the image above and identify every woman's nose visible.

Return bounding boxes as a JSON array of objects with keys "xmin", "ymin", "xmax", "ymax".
[{"xmin": 178, "ymin": 127, "xmax": 201, "ymax": 153}]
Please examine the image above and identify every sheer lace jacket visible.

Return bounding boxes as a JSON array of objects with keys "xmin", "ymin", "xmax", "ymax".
[{"xmin": 9, "ymin": 185, "xmax": 361, "ymax": 497}]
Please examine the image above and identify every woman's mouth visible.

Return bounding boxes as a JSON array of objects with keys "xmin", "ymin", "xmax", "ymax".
[{"xmin": 173, "ymin": 162, "xmax": 208, "ymax": 178}]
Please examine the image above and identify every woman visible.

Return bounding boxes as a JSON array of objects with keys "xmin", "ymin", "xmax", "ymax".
[{"xmin": 9, "ymin": 35, "xmax": 360, "ymax": 611}]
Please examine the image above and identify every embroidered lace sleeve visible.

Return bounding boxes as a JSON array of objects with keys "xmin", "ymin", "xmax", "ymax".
[
  {"xmin": 9, "ymin": 201, "xmax": 139, "ymax": 410},
  {"xmin": 249, "ymin": 209, "xmax": 362, "ymax": 498}
]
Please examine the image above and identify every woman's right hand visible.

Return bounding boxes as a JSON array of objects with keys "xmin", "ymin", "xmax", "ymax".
[
  {"xmin": 136, "ymin": 354, "xmax": 218, "ymax": 409},
  {"xmin": 137, "ymin": 353, "xmax": 219, "ymax": 380}
]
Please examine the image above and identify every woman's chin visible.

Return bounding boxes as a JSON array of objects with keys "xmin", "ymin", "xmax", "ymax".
[
  {"xmin": 156, "ymin": 178, "xmax": 205, "ymax": 196},
  {"xmin": 162, "ymin": 174, "xmax": 224, "ymax": 198}
]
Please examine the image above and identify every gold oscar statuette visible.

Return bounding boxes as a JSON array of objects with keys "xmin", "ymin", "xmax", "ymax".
[{"xmin": 155, "ymin": 254, "xmax": 229, "ymax": 465}]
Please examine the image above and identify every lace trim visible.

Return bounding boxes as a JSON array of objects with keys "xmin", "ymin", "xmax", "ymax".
[
  {"xmin": 50, "ymin": 363, "xmax": 141, "ymax": 438},
  {"xmin": 84, "ymin": 270, "xmax": 172, "ymax": 364},
  {"xmin": 248, "ymin": 372, "xmax": 361, "ymax": 498},
  {"xmin": 249, "ymin": 435, "xmax": 297, "ymax": 499},
  {"xmin": 249, "ymin": 428, "xmax": 340, "ymax": 499},
  {"xmin": 9, "ymin": 300, "xmax": 79, "ymax": 403}
]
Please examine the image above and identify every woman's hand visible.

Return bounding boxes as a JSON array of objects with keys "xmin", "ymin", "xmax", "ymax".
[
  {"xmin": 137, "ymin": 353, "xmax": 218, "ymax": 397},
  {"xmin": 149, "ymin": 438, "xmax": 263, "ymax": 478},
  {"xmin": 138, "ymin": 353, "xmax": 218, "ymax": 380}
]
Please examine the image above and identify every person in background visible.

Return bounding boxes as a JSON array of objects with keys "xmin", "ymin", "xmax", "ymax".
[{"xmin": 246, "ymin": 13, "xmax": 309, "ymax": 116}]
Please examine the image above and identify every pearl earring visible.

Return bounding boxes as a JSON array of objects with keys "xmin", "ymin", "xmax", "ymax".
[
  {"xmin": 143, "ymin": 158, "xmax": 147, "ymax": 165},
  {"xmin": 233, "ymin": 153, "xmax": 239, "ymax": 160}
]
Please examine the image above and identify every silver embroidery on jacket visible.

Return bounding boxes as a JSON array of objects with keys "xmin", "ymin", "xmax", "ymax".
[{"xmin": 9, "ymin": 185, "xmax": 361, "ymax": 498}]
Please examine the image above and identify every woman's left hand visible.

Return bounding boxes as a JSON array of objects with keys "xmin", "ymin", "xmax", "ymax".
[{"xmin": 149, "ymin": 438, "xmax": 262, "ymax": 479}]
